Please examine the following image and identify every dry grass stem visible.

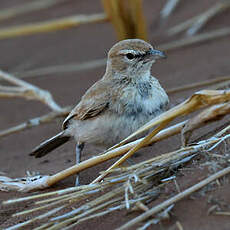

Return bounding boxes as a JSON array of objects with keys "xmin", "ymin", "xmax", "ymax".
[
  {"xmin": 3, "ymin": 184, "xmax": 99, "ymax": 204},
  {"xmin": 3, "ymin": 123, "xmax": 230, "ymax": 229},
  {"xmin": 8, "ymin": 206, "xmax": 65, "ymax": 230},
  {"xmin": 102, "ymin": 0, "xmax": 147, "ymax": 40},
  {"xmin": 186, "ymin": 1, "xmax": 230, "ymax": 36},
  {"xmin": 160, "ymin": 27, "xmax": 230, "ymax": 51},
  {"xmin": 168, "ymin": 1, "xmax": 230, "ymax": 36},
  {"xmin": 4, "ymin": 126, "xmax": 230, "ymax": 229},
  {"xmin": 0, "ymin": 106, "xmax": 71, "ymax": 138},
  {"xmin": 160, "ymin": 0, "xmax": 181, "ymax": 19},
  {"xmin": 176, "ymin": 221, "xmax": 184, "ymax": 230},
  {"xmin": 137, "ymin": 204, "xmax": 174, "ymax": 230},
  {"xmin": 167, "ymin": 75, "xmax": 230, "ymax": 94},
  {"xmin": 181, "ymin": 102, "xmax": 230, "ymax": 146},
  {"xmin": 0, "ymin": 69, "xmax": 62, "ymax": 111},
  {"xmin": 118, "ymin": 166, "xmax": 230, "ymax": 230},
  {"xmin": 214, "ymin": 211, "xmax": 230, "ymax": 216},
  {"xmin": 92, "ymin": 121, "xmax": 171, "ymax": 183},
  {"xmin": 0, "ymin": 13, "xmax": 107, "ymax": 39},
  {"xmin": 0, "ymin": 0, "xmax": 65, "ymax": 22},
  {"xmin": 2, "ymin": 1, "xmax": 230, "ymax": 229},
  {"xmin": 16, "ymin": 59, "xmax": 107, "ymax": 79},
  {"xmin": 134, "ymin": 201, "xmax": 150, "ymax": 212},
  {"xmin": 12, "ymin": 201, "xmax": 67, "ymax": 217},
  {"xmin": 168, "ymin": 15, "xmax": 201, "ymax": 36},
  {"xmin": 208, "ymin": 79, "xmax": 230, "ymax": 91}
]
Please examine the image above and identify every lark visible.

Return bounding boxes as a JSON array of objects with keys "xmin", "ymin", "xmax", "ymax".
[{"xmin": 30, "ymin": 39, "xmax": 169, "ymax": 185}]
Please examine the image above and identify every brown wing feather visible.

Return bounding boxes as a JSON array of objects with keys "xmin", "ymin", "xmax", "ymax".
[{"xmin": 63, "ymin": 79, "xmax": 111, "ymax": 129}]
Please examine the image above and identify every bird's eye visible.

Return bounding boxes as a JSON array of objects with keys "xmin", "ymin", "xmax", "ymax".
[{"xmin": 126, "ymin": 53, "xmax": 135, "ymax": 60}]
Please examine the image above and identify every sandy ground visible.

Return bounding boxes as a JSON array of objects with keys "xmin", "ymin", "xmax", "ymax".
[{"xmin": 0, "ymin": 0, "xmax": 230, "ymax": 229}]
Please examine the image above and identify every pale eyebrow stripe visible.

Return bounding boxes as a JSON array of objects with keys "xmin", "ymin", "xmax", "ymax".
[{"xmin": 118, "ymin": 49, "xmax": 145, "ymax": 55}]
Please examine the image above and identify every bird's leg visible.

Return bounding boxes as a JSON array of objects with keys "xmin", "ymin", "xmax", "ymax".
[{"xmin": 75, "ymin": 142, "xmax": 84, "ymax": 186}]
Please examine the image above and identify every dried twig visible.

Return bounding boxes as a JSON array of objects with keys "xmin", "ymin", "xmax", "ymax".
[
  {"xmin": 176, "ymin": 221, "xmax": 184, "ymax": 230},
  {"xmin": 0, "ymin": 0, "xmax": 65, "ymax": 22},
  {"xmin": 160, "ymin": 27, "xmax": 230, "ymax": 51},
  {"xmin": 181, "ymin": 102, "xmax": 230, "ymax": 146},
  {"xmin": 0, "ymin": 69, "xmax": 61, "ymax": 111},
  {"xmin": 118, "ymin": 165, "xmax": 230, "ymax": 230},
  {"xmin": 214, "ymin": 211, "xmax": 230, "ymax": 216},
  {"xmin": 0, "ymin": 106, "xmax": 71, "ymax": 138},
  {"xmin": 3, "ymin": 125, "xmax": 230, "ymax": 229},
  {"xmin": 92, "ymin": 121, "xmax": 171, "ymax": 183},
  {"xmin": 137, "ymin": 204, "xmax": 174, "ymax": 230},
  {"xmin": 167, "ymin": 75, "xmax": 230, "ymax": 94},
  {"xmin": 208, "ymin": 80, "xmax": 230, "ymax": 91},
  {"xmin": 0, "ymin": 119, "xmax": 186, "ymax": 191},
  {"xmin": 160, "ymin": 0, "xmax": 181, "ymax": 19},
  {"xmin": 168, "ymin": 1, "xmax": 230, "ymax": 36},
  {"xmin": 187, "ymin": 1, "xmax": 230, "ymax": 36},
  {"xmin": 5, "ymin": 206, "xmax": 66, "ymax": 230},
  {"xmin": 102, "ymin": 0, "xmax": 147, "ymax": 40},
  {"xmin": 0, "ymin": 146, "xmax": 195, "ymax": 226},
  {"xmin": 0, "ymin": 13, "xmax": 107, "ymax": 39},
  {"xmin": 15, "ymin": 59, "xmax": 107, "ymax": 79}
]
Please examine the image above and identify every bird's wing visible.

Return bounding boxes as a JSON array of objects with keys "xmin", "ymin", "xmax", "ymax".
[{"xmin": 63, "ymin": 79, "xmax": 111, "ymax": 129}]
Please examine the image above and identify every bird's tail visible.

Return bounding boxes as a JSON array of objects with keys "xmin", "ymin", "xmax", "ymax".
[{"xmin": 29, "ymin": 131, "xmax": 70, "ymax": 158}]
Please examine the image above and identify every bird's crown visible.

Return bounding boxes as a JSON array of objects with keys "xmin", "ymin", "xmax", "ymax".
[{"xmin": 108, "ymin": 39, "xmax": 153, "ymax": 58}]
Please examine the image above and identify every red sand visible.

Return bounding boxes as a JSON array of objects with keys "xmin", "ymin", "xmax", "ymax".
[{"xmin": 0, "ymin": 0, "xmax": 230, "ymax": 229}]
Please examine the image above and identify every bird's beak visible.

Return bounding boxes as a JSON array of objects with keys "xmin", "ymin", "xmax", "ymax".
[{"xmin": 148, "ymin": 48, "xmax": 166, "ymax": 59}]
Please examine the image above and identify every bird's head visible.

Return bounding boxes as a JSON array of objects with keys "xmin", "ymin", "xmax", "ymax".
[{"xmin": 106, "ymin": 39, "xmax": 166, "ymax": 77}]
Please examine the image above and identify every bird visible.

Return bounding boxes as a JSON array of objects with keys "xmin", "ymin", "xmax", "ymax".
[{"xmin": 30, "ymin": 39, "xmax": 169, "ymax": 185}]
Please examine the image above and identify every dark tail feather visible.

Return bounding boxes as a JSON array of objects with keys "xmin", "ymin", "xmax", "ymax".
[{"xmin": 29, "ymin": 131, "xmax": 70, "ymax": 158}]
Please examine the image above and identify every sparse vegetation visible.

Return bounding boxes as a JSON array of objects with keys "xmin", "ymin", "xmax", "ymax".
[{"xmin": 0, "ymin": 0, "xmax": 230, "ymax": 229}]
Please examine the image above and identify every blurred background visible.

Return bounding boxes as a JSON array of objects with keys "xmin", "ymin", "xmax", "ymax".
[{"xmin": 0, "ymin": 1, "xmax": 230, "ymax": 229}]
